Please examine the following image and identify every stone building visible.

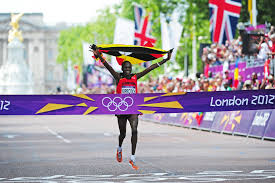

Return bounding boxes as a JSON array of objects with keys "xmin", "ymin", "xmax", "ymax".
[{"xmin": 0, "ymin": 13, "xmax": 68, "ymax": 93}]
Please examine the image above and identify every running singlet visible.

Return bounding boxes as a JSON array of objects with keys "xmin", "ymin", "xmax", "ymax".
[{"xmin": 116, "ymin": 74, "xmax": 138, "ymax": 94}]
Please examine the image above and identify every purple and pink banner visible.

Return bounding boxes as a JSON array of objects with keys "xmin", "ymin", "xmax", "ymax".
[
  {"xmin": 209, "ymin": 59, "xmax": 265, "ymax": 81},
  {"xmin": 0, "ymin": 90, "xmax": 274, "ymax": 115},
  {"xmin": 141, "ymin": 100, "xmax": 275, "ymax": 140}
]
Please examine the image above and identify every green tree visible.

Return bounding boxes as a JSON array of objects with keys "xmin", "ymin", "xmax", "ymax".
[
  {"xmin": 239, "ymin": 0, "xmax": 275, "ymax": 26},
  {"xmin": 57, "ymin": 8, "xmax": 116, "ymax": 69},
  {"xmin": 176, "ymin": 0, "xmax": 210, "ymax": 74},
  {"xmin": 57, "ymin": 0, "xmax": 273, "ymax": 81},
  {"xmin": 119, "ymin": 0, "xmax": 211, "ymax": 76}
]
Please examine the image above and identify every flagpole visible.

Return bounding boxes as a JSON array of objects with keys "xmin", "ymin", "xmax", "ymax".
[
  {"xmin": 192, "ymin": 15, "xmax": 197, "ymax": 75},
  {"xmin": 252, "ymin": 0, "xmax": 257, "ymax": 26}
]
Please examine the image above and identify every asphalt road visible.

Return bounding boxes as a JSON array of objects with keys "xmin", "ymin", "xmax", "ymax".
[{"xmin": 0, "ymin": 115, "xmax": 275, "ymax": 182}]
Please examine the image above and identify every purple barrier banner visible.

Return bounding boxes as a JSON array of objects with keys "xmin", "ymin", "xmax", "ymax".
[
  {"xmin": 263, "ymin": 111, "xmax": 275, "ymax": 139},
  {"xmin": 199, "ymin": 112, "xmax": 217, "ymax": 130},
  {"xmin": 210, "ymin": 111, "xmax": 233, "ymax": 132},
  {"xmin": 140, "ymin": 109, "xmax": 275, "ymax": 140},
  {"xmin": 210, "ymin": 110, "xmax": 253, "ymax": 134},
  {"xmin": 160, "ymin": 113, "xmax": 181, "ymax": 124},
  {"xmin": 0, "ymin": 90, "xmax": 274, "ymax": 115},
  {"xmin": 209, "ymin": 59, "xmax": 265, "ymax": 81},
  {"xmin": 232, "ymin": 110, "xmax": 256, "ymax": 135},
  {"xmin": 248, "ymin": 110, "xmax": 273, "ymax": 137},
  {"xmin": 179, "ymin": 113, "xmax": 200, "ymax": 128},
  {"xmin": 141, "ymin": 112, "xmax": 201, "ymax": 128}
]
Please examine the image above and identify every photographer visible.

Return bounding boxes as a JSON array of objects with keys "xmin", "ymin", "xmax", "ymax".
[{"xmin": 257, "ymin": 35, "xmax": 272, "ymax": 60}]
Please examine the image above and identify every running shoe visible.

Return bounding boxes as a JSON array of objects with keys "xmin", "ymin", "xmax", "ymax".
[
  {"xmin": 116, "ymin": 150, "xmax": 122, "ymax": 162},
  {"xmin": 129, "ymin": 159, "xmax": 139, "ymax": 170}
]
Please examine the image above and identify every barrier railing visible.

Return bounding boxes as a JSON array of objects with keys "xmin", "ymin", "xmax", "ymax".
[
  {"xmin": 140, "ymin": 109, "xmax": 275, "ymax": 140},
  {"xmin": 0, "ymin": 90, "xmax": 274, "ymax": 115}
]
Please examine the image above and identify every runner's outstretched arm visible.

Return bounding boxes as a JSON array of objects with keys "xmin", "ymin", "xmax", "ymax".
[
  {"xmin": 136, "ymin": 49, "xmax": 173, "ymax": 80},
  {"xmin": 89, "ymin": 44, "xmax": 120, "ymax": 81}
]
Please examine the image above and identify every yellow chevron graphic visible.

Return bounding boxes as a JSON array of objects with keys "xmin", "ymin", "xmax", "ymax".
[
  {"xmin": 181, "ymin": 113, "xmax": 188, "ymax": 120},
  {"xmin": 144, "ymin": 96, "xmax": 159, "ymax": 102},
  {"xmin": 143, "ymin": 93, "xmax": 186, "ymax": 102},
  {"xmin": 76, "ymin": 103, "xmax": 88, "ymax": 107},
  {"xmin": 234, "ymin": 114, "xmax": 242, "ymax": 124},
  {"xmin": 83, "ymin": 107, "xmax": 98, "ymax": 115},
  {"xmin": 231, "ymin": 123, "xmax": 235, "ymax": 130},
  {"xmin": 220, "ymin": 114, "xmax": 229, "ymax": 125},
  {"xmin": 139, "ymin": 101, "xmax": 183, "ymax": 109},
  {"xmin": 36, "ymin": 103, "xmax": 74, "ymax": 114},
  {"xmin": 161, "ymin": 92, "xmax": 186, "ymax": 97},
  {"xmin": 138, "ymin": 110, "xmax": 156, "ymax": 114},
  {"xmin": 72, "ymin": 94, "xmax": 95, "ymax": 101}
]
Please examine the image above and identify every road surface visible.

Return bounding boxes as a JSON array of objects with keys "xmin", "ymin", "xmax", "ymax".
[{"xmin": 0, "ymin": 115, "xmax": 275, "ymax": 182}]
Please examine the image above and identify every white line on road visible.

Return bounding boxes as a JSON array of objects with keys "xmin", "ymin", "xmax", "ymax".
[{"xmin": 44, "ymin": 126, "xmax": 71, "ymax": 144}]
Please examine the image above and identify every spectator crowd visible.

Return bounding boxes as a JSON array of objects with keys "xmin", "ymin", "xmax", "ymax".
[
  {"xmin": 58, "ymin": 24, "xmax": 275, "ymax": 95},
  {"xmin": 71, "ymin": 69, "xmax": 274, "ymax": 95}
]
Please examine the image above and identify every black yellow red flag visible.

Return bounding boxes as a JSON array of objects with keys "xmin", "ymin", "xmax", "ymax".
[{"xmin": 95, "ymin": 44, "xmax": 169, "ymax": 65}]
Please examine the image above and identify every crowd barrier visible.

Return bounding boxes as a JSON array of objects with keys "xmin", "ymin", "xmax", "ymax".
[
  {"xmin": 209, "ymin": 58, "xmax": 265, "ymax": 80},
  {"xmin": 0, "ymin": 90, "xmax": 274, "ymax": 115},
  {"xmin": 140, "ymin": 109, "xmax": 275, "ymax": 141},
  {"xmin": 1, "ymin": 90, "xmax": 274, "ymax": 141}
]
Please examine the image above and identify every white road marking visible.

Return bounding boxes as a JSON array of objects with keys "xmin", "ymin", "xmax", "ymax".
[
  {"xmin": 103, "ymin": 132, "xmax": 112, "ymax": 136},
  {"xmin": 250, "ymin": 170, "xmax": 275, "ymax": 174},
  {"xmin": 44, "ymin": 126, "xmax": 71, "ymax": 144},
  {"xmin": 1, "ymin": 170, "xmax": 275, "ymax": 182},
  {"xmin": 2, "ymin": 134, "xmax": 19, "ymax": 139},
  {"xmin": 41, "ymin": 175, "xmax": 64, "ymax": 179},
  {"xmin": 197, "ymin": 171, "xmax": 243, "ymax": 175},
  {"xmin": 171, "ymin": 137, "xmax": 186, "ymax": 142}
]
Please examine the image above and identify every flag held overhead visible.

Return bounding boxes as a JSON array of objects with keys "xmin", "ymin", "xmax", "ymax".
[{"xmin": 91, "ymin": 44, "xmax": 170, "ymax": 65}]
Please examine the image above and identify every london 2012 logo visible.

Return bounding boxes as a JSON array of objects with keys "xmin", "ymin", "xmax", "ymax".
[{"xmin": 102, "ymin": 96, "xmax": 134, "ymax": 111}]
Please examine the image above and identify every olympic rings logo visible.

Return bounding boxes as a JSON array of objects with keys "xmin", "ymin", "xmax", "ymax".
[{"xmin": 102, "ymin": 96, "xmax": 134, "ymax": 111}]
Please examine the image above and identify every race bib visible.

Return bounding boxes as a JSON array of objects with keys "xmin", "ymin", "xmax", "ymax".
[{"xmin": 122, "ymin": 86, "xmax": 136, "ymax": 94}]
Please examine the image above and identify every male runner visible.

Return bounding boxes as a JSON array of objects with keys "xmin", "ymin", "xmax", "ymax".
[{"xmin": 90, "ymin": 44, "xmax": 172, "ymax": 170}]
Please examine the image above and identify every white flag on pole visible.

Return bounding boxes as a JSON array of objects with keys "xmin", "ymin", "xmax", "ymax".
[
  {"xmin": 82, "ymin": 42, "xmax": 94, "ymax": 66},
  {"xmin": 160, "ymin": 12, "xmax": 183, "ymax": 62},
  {"xmin": 112, "ymin": 17, "xmax": 135, "ymax": 71},
  {"xmin": 66, "ymin": 60, "xmax": 77, "ymax": 91}
]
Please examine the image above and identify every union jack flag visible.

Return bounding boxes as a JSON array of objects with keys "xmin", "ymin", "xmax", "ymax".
[
  {"xmin": 133, "ymin": 4, "xmax": 156, "ymax": 46},
  {"xmin": 209, "ymin": 0, "xmax": 242, "ymax": 44}
]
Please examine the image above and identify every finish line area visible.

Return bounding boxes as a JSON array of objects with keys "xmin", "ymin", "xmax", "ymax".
[{"xmin": 0, "ymin": 115, "xmax": 275, "ymax": 182}]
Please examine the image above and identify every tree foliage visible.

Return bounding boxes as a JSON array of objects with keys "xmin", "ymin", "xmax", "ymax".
[
  {"xmin": 239, "ymin": 0, "xmax": 275, "ymax": 26},
  {"xmin": 57, "ymin": 0, "xmax": 273, "ymax": 78},
  {"xmin": 57, "ymin": 8, "xmax": 116, "ymax": 68}
]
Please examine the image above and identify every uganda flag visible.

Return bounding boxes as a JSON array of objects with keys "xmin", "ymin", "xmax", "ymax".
[{"xmin": 95, "ymin": 44, "xmax": 169, "ymax": 65}]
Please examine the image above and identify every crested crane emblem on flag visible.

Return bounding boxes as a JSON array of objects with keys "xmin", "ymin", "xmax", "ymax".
[
  {"xmin": 209, "ymin": 0, "xmax": 242, "ymax": 44},
  {"xmin": 95, "ymin": 44, "xmax": 169, "ymax": 65}
]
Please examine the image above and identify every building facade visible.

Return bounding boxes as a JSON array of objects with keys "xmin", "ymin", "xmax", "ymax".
[{"xmin": 0, "ymin": 13, "xmax": 68, "ymax": 94}]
